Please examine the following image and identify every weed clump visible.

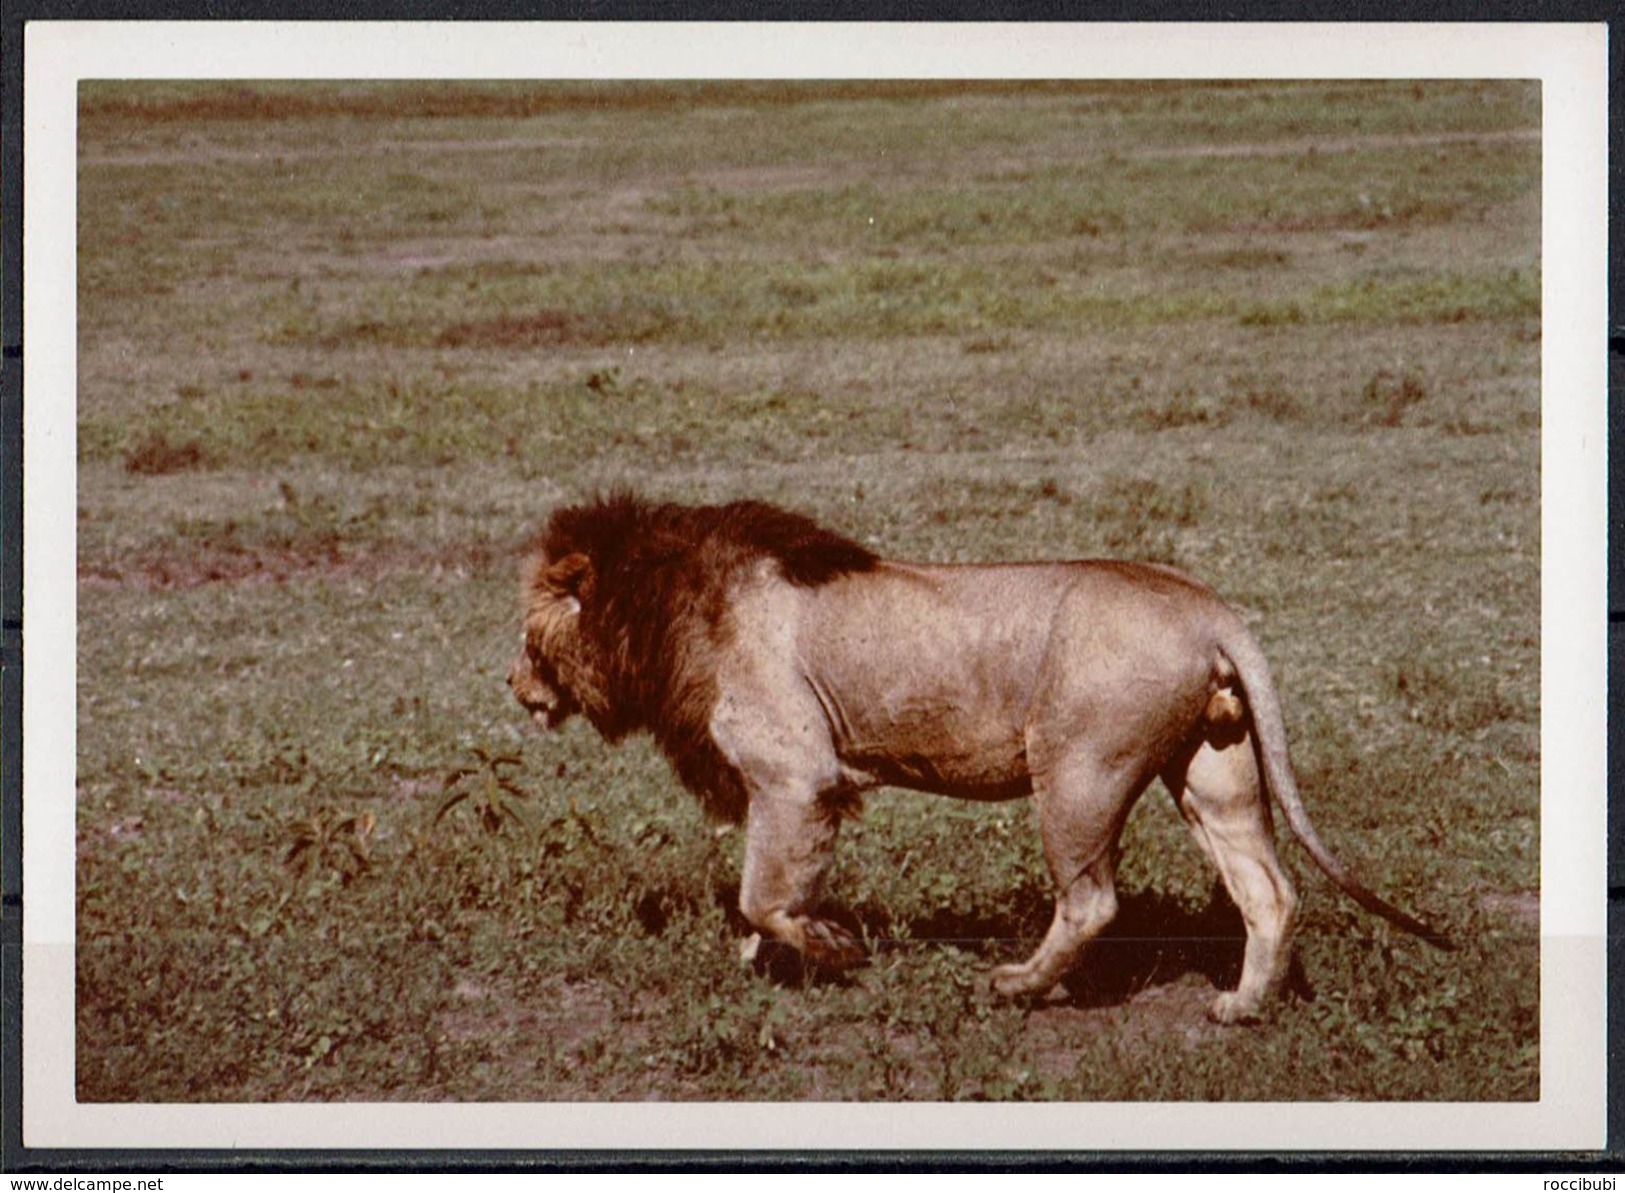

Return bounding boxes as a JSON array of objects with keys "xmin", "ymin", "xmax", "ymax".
[
  {"xmin": 1362, "ymin": 369, "xmax": 1429, "ymax": 427},
  {"xmin": 1134, "ymin": 390, "xmax": 1231, "ymax": 431},
  {"xmin": 124, "ymin": 430, "xmax": 207, "ymax": 475},
  {"xmin": 436, "ymin": 310, "xmax": 581, "ymax": 350},
  {"xmin": 1238, "ymin": 384, "xmax": 1305, "ymax": 422},
  {"xmin": 1238, "ymin": 302, "xmax": 1306, "ymax": 327}
]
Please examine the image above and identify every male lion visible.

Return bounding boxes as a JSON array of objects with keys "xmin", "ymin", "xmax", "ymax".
[{"xmin": 508, "ymin": 493, "xmax": 1451, "ymax": 1024}]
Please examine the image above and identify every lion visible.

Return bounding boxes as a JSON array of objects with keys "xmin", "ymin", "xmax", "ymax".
[{"xmin": 508, "ymin": 493, "xmax": 1452, "ymax": 1024}]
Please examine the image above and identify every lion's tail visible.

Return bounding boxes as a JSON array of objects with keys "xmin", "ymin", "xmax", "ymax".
[{"xmin": 1218, "ymin": 624, "xmax": 1456, "ymax": 952}]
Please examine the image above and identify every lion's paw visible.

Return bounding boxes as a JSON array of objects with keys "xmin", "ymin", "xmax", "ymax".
[
  {"xmin": 1206, "ymin": 992, "xmax": 1263, "ymax": 1026},
  {"xmin": 989, "ymin": 962, "xmax": 1052, "ymax": 1000},
  {"xmin": 801, "ymin": 918, "xmax": 865, "ymax": 971}
]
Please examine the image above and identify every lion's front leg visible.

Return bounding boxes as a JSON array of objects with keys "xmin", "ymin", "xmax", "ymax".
[
  {"xmin": 737, "ymin": 788, "xmax": 863, "ymax": 972},
  {"xmin": 710, "ymin": 649, "xmax": 862, "ymax": 972}
]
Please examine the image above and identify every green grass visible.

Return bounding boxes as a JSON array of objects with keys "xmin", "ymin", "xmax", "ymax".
[{"xmin": 77, "ymin": 79, "xmax": 1540, "ymax": 1103}]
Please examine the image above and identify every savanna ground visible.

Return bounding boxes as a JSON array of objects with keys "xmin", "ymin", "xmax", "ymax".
[{"xmin": 76, "ymin": 80, "xmax": 1540, "ymax": 1103}]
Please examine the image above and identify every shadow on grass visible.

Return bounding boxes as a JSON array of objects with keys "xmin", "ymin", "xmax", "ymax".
[
  {"xmin": 721, "ymin": 881, "xmax": 1314, "ymax": 1007},
  {"xmin": 1055, "ymin": 888, "xmax": 1248, "ymax": 1009},
  {"xmin": 901, "ymin": 884, "xmax": 1313, "ymax": 1010}
]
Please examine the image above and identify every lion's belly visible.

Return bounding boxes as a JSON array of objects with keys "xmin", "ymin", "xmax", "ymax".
[{"xmin": 838, "ymin": 715, "xmax": 1034, "ymax": 801}]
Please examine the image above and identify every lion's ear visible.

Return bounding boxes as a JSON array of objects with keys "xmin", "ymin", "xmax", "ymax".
[{"xmin": 543, "ymin": 552, "xmax": 594, "ymax": 600}]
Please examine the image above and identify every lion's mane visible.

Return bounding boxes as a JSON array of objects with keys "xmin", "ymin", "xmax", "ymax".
[{"xmin": 531, "ymin": 493, "xmax": 878, "ymax": 822}]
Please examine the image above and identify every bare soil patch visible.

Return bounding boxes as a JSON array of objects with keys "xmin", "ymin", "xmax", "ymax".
[
  {"xmin": 78, "ymin": 538, "xmax": 503, "ymax": 591},
  {"xmin": 1127, "ymin": 127, "xmax": 1539, "ymax": 162},
  {"xmin": 435, "ymin": 309, "xmax": 604, "ymax": 351},
  {"xmin": 1032, "ymin": 977, "xmax": 1227, "ymax": 1057}
]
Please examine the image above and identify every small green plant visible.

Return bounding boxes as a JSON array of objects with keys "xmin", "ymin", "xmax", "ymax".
[
  {"xmin": 435, "ymin": 748, "xmax": 536, "ymax": 836},
  {"xmin": 674, "ymin": 991, "xmax": 759, "ymax": 1077},
  {"xmin": 283, "ymin": 808, "xmax": 375, "ymax": 882}
]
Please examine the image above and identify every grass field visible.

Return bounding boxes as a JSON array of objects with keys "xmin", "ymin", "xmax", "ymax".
[{"xmin": 76, "ymin": 80, "xmax": 1541, "ymax": 1103}]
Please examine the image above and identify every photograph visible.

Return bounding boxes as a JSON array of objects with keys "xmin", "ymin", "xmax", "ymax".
[
  {"xmin": 18, "ymin": 20, "xmax": 1607, "ymax": 1156},
  {"xmin": 71, "ymin": 72, "xmax": 1541, "ymax": 1102}
]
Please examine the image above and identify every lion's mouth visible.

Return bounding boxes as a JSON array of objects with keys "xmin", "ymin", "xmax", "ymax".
[
  {"xmin": 520, "ymin": 699, "xmax": 574, "ymax": 730},
  {"xmin": 509, "ymin": 658, "xmax": 574, "ymax": 730}
]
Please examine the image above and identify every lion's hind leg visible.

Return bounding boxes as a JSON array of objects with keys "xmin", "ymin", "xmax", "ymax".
[
  {"xmin": 989, "ymin": 855, "xmax": 1118, "ymax": 1000},
  {"xmin": 990, "ymin": 752, "xmax": 1134, "ymax": 1000},
  {"xmin": 1163, "ymin": 733, "xmax": 1298, "ymax": 1025}
]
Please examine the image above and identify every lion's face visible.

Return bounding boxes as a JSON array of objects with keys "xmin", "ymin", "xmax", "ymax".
[
  {"xmin": 508, "ymin": 551, "xmax": 600, "ymax": 731},
  {"xmin": 507, "ymin": 623, "xmax": 579, "ymax": 729}
]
